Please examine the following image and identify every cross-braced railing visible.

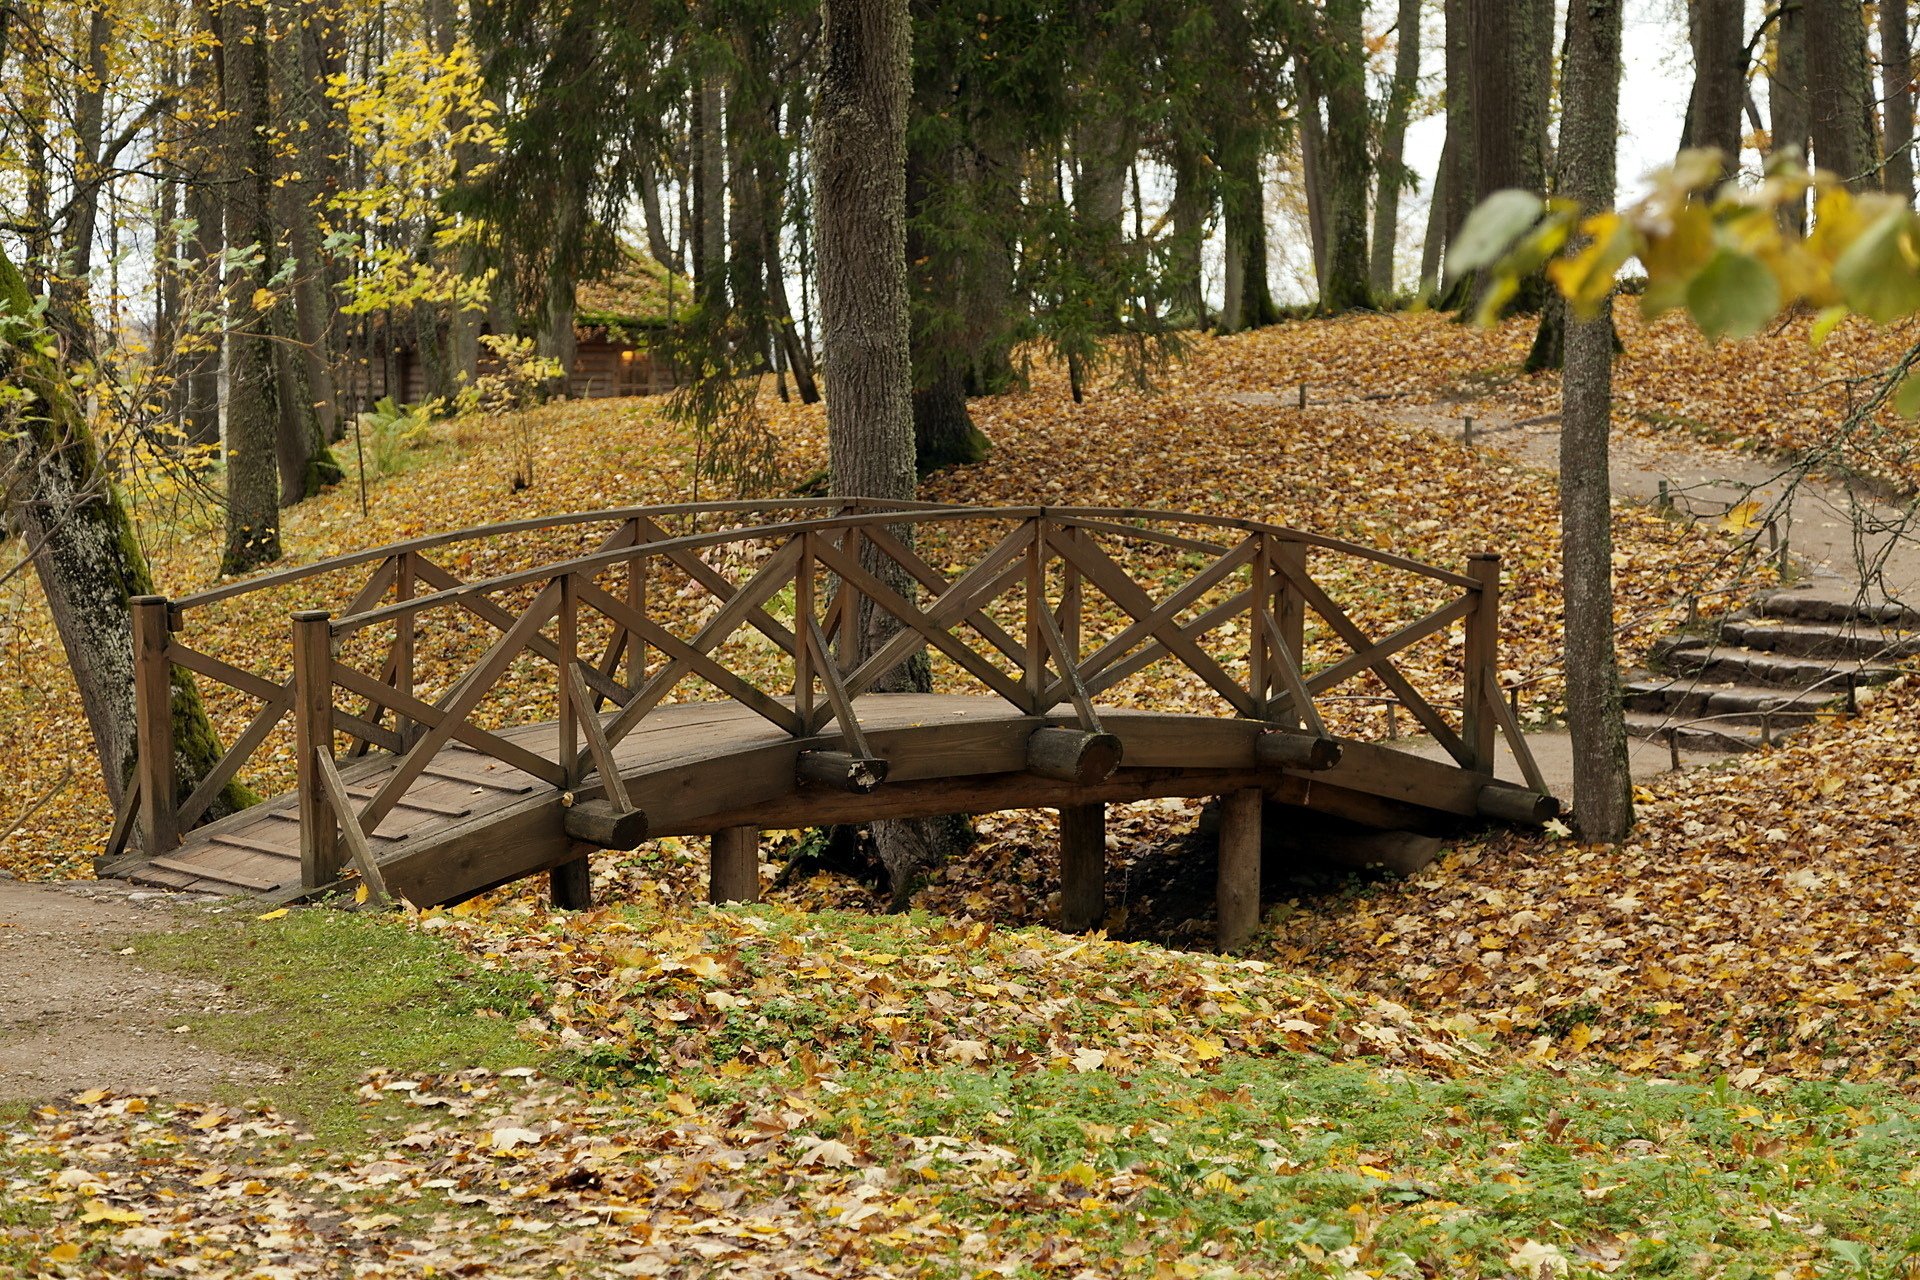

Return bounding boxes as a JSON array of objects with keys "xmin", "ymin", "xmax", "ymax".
[{"xmin": 114, "ymin": 502, "xmax": 1546, "ymax": 888}]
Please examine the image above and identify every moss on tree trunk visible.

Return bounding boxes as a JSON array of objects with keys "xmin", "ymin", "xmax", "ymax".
[{"xmin": 2, "ymin": 249, "xmax": 252, "ymax": 831}]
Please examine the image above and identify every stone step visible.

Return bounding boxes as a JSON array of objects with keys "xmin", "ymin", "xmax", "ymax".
[
  {"xmin": 1715, "ymin": 617, "xmax": 1920, "ymax": 661},
  {"xmin": 1623, "ymin": 710, "xmax": 1769, "ymax": 754},
  {"xmin": 1656, "ymin": 642, "xmax": 1902, "ymax": 691},
  {"xmin": 1621, "ymin": 677, "xmax": 1840, "ymax": 725},
  {"xmin": 1757, "ymin": 587, "xmax": 1920, "ymax": 628}
]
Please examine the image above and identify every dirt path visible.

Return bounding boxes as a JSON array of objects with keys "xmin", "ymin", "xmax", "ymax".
[
  {"xmin": 1388, "ymin": 399, "xmax": 1920, "ymax": 606},
  {"xmin": 0, "ymin": 879, "xmax": 277, "ymax": 1104}
]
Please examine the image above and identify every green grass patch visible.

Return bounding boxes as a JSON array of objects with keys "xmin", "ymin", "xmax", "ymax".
[
  {"xmin": 772, "ymin": 1056, "xmax": 1920, "ymax": 1277},
  {"xmin": 132, "ymin": 909, "xmax": 545, "ymax": 1147}
]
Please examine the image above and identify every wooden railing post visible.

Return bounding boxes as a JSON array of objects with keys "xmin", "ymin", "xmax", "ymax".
[
  {"xmin": 795, "ymin": 533, "xmax": 815, "ymax": 730},
  {"xmin": 1462, "ymin": 553, "xmax": 1501, "ymax": 775},
  {"xmin": 557, "ymin": 574, "xmax": 577, "ymax": 767},
  {"xmin": 130, "ymin": 595, "xmax": 177, "ymax": 856},
  {"xmin": 1271, "ymin": 540, "xmax": 1307, "ymax": 730},
  {"xmin": 293, "ymin": 609, "xmax": 340, "ymax": 888},
  {"xmin": 1025, "ymin": 516, "xmax": 1047, "ymax": 712},
  {"xmin": 394, "ymin": 552, "xmax": 415, "ymax": 746}
]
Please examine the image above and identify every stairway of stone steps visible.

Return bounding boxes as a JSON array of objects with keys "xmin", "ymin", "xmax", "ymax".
[{"xmin": 1625, "ymin": 585, "xmax": 1920, "ymax": 754}]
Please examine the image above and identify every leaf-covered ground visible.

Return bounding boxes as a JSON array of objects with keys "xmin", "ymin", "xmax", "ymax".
[{"xmin": 13, "ymin": 905, "xmax": 1920, "ymax": 1277}]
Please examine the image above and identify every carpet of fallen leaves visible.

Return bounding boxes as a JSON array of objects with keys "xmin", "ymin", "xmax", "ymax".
[{"xmin": 1270, "ymin": 675, "xmax": 1920, "ymax": 1085}]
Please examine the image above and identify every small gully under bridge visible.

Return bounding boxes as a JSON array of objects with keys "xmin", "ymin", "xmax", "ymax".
[{"xmin": 98, "ymin": 501, "xmax": 1556, "ymax": 947}]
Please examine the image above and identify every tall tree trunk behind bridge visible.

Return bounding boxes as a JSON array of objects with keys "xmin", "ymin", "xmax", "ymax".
[
  {"xmin": 218, "ymin": 0, "xmax": 284, "ymax": 574},
  {"xmin": 1881, "ymin": 0, "xmax": 1915, "ymax": 205},
  {"xmin": 1805, "ymin": 0, "xmax": 1876, "ymax": 190},
  {"xmin": 1312, "ymin": 0, "xmax": 1373, "ymax": 312},
  {"xmin": 2, "ymin": 249, "xmax": 247, "ymax": 829},
  {"xmin": 815, "ymin": 0, "xmax": 967, "ymax": 901},
  {"xmin": 1683, "ymin": 0, "xmax": 1745, "ymax": 161},
  {"xmin": 1371, "ymin": 0, "xmax": 1423, "ymax": 299},
  {"xmin": 1462, "ymin": 0, "xmax": 1550, "ymax": 313},
  {"xmin": 1770, "ymin": 0, "xmax": 1809, "ymax": 230},
  {"xmin": 1557, "ymin": 0, "xmax": 1632, "ymax": 841}
]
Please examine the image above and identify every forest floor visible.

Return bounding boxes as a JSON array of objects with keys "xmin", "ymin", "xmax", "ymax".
[{"xmin": 8, "ymin": 310, "xmax": 1920, "ymax": 1274}]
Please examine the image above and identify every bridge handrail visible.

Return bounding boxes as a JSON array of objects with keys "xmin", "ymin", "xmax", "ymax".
[
  {"xmin": 167, "ymin": 497, "xmax": 952, "ymax": 615},
  {"xmin": 325, "ymin": 506, "xmax": 1480, "ymax": 636},
  {"xmin": 116, "ymin": 502, "xmax": 1540, "ymax": 875}
]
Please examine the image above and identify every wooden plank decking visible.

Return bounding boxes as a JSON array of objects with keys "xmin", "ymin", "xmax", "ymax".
[{"xmin": 118, "ymin": 693, "xmax": 1511, "ymax": 907}]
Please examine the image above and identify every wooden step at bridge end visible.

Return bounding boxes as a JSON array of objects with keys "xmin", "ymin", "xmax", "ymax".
[
  {"xmin": 798, "ymin": 750, "xmax": 889, "ymax": 794},
  {"xmin": 1254, "ymin": 729, "xmax": 1342, "ymax": 771},
  {"xmin": 1027, "ymin": 727, "xmax": 1123, "ymax": 785},
  {"xmin": 1476, "ymin": 783, "xmax": 1560, "ymax": 826},
  {"xmin": 562, "ymin": 798, "xmax": 650, "ymax": 849}
]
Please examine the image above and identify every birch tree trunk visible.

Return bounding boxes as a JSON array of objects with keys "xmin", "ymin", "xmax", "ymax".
[{"xmin": 1557, "ymin": 0, "xmax": 1632, "ymax": 841}]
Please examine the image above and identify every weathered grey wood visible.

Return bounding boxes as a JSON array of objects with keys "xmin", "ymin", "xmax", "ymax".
[
  {"xmin": 1477, "ymin": 783, "xmax": 1559, "ymax": 825},
  {"xmin": 1254, "ymin": 730, "xmax": 1342, "ymax": 771},
  {"xmin": 710, "ymin": 825, "xmax": 760, "ymax": 903},
  {"xmin": 1058, "ymin": 803, "xmax": 1105, "ymax": 932},
  {"xmin": 549, "ymin": 851, "xmax": 593, "ymax": 910},
  {"xmin": 292, "ymin": 610, "xmax": 338, "ymax": 888},
  {"xmin": 562, "ymin": 798, "xmax": 650, "ymax": 848},
  {"xmin": 1027, "ymin": 727, "xmax": 1123, "ymax": 784},
  {"xmin": 131, "ymin": 595, "xmax": 177, "ymax": 856},
  {"xmin": 797, "ymin": 750, "xmax": 889, "ymax": 793},
  {"xmin": 1216, "ymin": 787, "xmax": 1263, "ymax": 951}
]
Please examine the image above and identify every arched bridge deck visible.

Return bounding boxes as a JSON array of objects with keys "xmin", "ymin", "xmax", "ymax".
[{"xmin": 100, "ymin": 501, "xmax": 1555, "ymax": 945}]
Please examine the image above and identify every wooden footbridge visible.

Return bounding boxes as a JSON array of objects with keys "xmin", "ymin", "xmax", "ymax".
[{"xmin": 99, "ymin": 501, "xmax": 1554, "ymax": 945}]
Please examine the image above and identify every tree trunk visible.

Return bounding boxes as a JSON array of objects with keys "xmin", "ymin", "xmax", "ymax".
[
  {"xmin": 1805, "ymin": 0, "xmax": 1876, "ymax": 189},
  {"xmin": 1420, "ymin": 125, "xmax": 1452, "ymax": 293},
  {"xmin": 1882, "ymin": 0, "xmax": 1915, "ymax": 203},
  {"xmin": 694, "ymin": 74, "xmax": 727, "ymax": 308},
  {"xmin": 538, "ymin": 177, "xmax": 585, "ymax": 394},
  {"xmin": 815, "ymin": 0, "xmax": 966, "ymax": 901},
  {"xmin": 1556, "ymin": 0, "xmax": 1632, "ymax": 841},
  {"xmin": 1312, "ymin": 0, "xmax": 1373, "ymax": 312},
  {"xmin": 1463, "ymin": 0, "xmax": 1550, "ymax": 312},
  {"xmin": 1372, "ymin": 0, "xmax": 1423, "ymax": 299},
  {"xmin": 1219, "ymin": 135, "xmax": 1279, "ymax": 331},
  {"xmin": 1298, "ymin": 79, "xmax": 1329, "ymax": 292},
  {"xmin": 1685, "ymin": 0, "xmax": 1746, "ymax": 163},
  {"xmin": 2, "ymin": 249, "xmax": 247, "ymax": 824},
  {"xmin": 46, "ymin": 2, "xmax": 111, "ymax": 350},
  {"xmin": 1771, "ymin": 0, "xmax": 1809, "ymax": 230},
  {"xmin": 1433, "ymin": 0, "xmax": 1477, "ymax": 307},
  {"xmin": 727, "ymin": 73, "xmax": 772, "ymax": 365},
  {"xmin": 178, "ymin": 40, "xmax": 224, "ymax": 449},
  {"xmin": 219, "ymin": 0, "xmax": 284, "ymax": 575},
  {"xmin": 1073, "ymin": 106, "xmax": 1133, "ymax": 235},
  {"xmin": 1170, "ymin": 137, "xmax": 1209, "ymax": 326},
  {"xmin": 637, "ymin": 163, "xmax": 676, "ymax": 267}
]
